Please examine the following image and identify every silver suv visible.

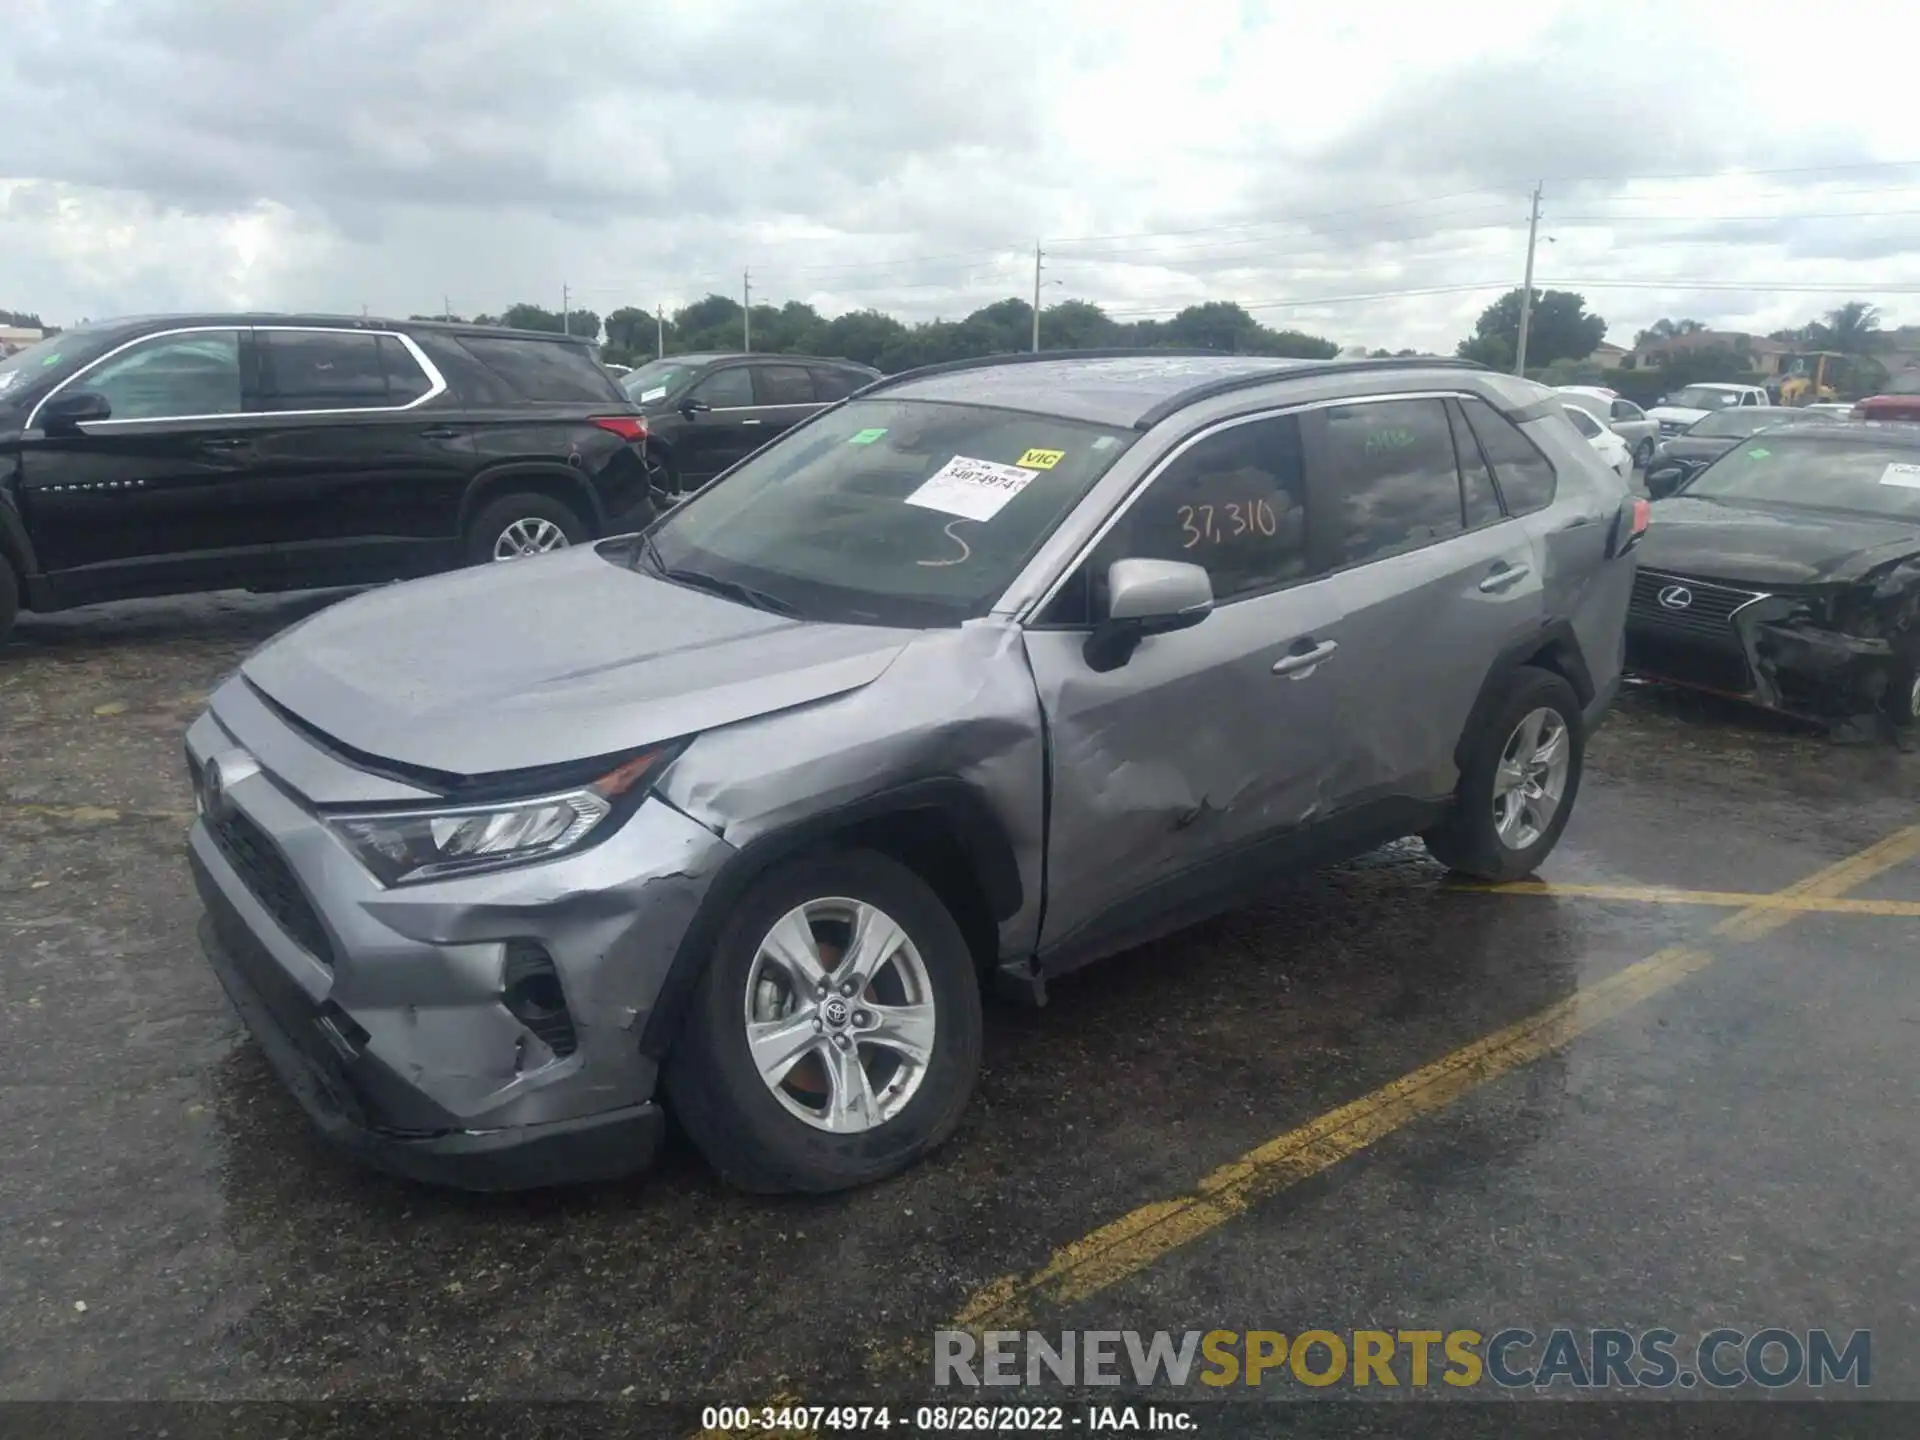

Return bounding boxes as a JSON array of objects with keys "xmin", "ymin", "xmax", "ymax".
[{"xmin": 187, "ymin": 353, "xmax": 1642, "ymax": 1194}]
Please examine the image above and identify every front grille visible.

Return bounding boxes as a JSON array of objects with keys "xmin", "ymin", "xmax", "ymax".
[
  {"xmin": 1628, "ymin": 569, "xmax": 1766, "ymax": 646},
  {"xmin": 207, "ymin": 808, "xmax": 336, "ymax": 968}
]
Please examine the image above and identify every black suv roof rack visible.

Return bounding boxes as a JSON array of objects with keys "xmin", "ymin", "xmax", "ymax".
[{"xmin": 848, "ymin": 348, "xmax": 1488, "ymax": 428}]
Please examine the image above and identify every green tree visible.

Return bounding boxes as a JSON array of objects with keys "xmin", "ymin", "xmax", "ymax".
[
  {"xmin": 605, "ymin": 306, "xmax": 663, "ymax": 356},
  {"xmin": 1633, "ymin": 317, "xmax": 1708, "ymax": 347},
  {"xmin": 1458, "ymin": 288, "xmax": 1606, "ymax": 369},
  {"xmin": 1824, "ymin": 300, "xmax": 1882, "ymax": 354},
  {"xmin": 497, "ymin": 302, "xmax": 600, "ymax": 341},
  {"xmin": 1040, "ymin": 299, "xmax": 1120, "ymax": 350}
]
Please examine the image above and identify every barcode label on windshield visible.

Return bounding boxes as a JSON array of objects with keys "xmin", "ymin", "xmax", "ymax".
[
  {"xmin": 1879, "ymin": 463, "xmax": 1920, "ymax": 489},
  {"xmin": 904, "ymin": 455, "xmax": 1040, "ymax": 522}
]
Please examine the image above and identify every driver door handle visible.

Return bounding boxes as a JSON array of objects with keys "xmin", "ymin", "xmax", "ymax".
[
  {"xmin": 1272, "ymin": 640, "xmax": 1338, "ymax": 676},
  {"xmin": 1479, "ymin": 562, "xmax": 1532, "ymax": 593},
  {"xmin": 199, "ymin": 436, "xmax": 248, "ymax": 451},
  {"xmin": 740, "ymin": 418, "xmax": 763, "ymax": 426}
]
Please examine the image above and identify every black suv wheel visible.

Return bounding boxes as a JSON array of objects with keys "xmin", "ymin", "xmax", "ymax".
[
  {"xmin": 1423, "ymin": 666, "xmax": 1585, "ymax": 882},
  {"xmin": 466, "ymin": 493, "xmax": 589, "ymax": 564},
  {"xmin": 667, "ymin": 849, "xmax": 983, "ymax": 1194}
]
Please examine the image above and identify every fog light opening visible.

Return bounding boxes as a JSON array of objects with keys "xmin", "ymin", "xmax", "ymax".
[{"xmin": 502, "ymin": 942, "xmax": 579, "ymax": 1059}]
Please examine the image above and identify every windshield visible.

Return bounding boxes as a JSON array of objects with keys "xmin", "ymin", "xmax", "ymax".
[
  {"xmin": 1689, "ymin": 409, "xmax": 1801, "ymax": 439},
  {"xmin": 1666, "ymin": 386, "xmax": 1745, "ymax": 411},
  {"xmin": 1684, "ymin": 436, "xmax": 1920, "ymax": 519},
  {"xmin": 620, "ymin": 358, "xmax": 706, "ymax": 402},
  {"xmin": 643, "ymin": 398, "xmax": 1136, "ymax": 626},
  {"xmin": 0, "ymin": 331, "xmax": 105, "ymax": 399}
]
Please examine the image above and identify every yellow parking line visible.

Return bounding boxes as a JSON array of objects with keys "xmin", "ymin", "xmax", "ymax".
[
  {"xmin": 1463, "ymin": 880, "xmax": 1920, "ymax": 919},
  {"xmin": 951, "ymin": 824, "xmax": 1920, "ymax": 1331}
]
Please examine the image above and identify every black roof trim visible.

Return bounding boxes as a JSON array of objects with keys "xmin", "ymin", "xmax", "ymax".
[
  {"xmin": 1130, "ymin": 356, "xmax": 1490, "ymax": 430},
  {"xmin": 851, "ymin": 347, "xmax": 1227, "ymax": 401}
]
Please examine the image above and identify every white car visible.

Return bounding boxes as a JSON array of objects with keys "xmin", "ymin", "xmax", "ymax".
[
  {"xmin": 1645, "ymin": 382, "xmax": 1771, "ymax": 437},
  {"xmin": 1560, "ymin": 400, "xmax": 1634, "ymax": 479},
  {"xmin": 1556, "ymin": 386, "xmax": 1660, "ymax": 470}
]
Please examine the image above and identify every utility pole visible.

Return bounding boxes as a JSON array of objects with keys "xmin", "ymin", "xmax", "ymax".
[
  {"xmin": 656, "ymin": 304, "xmax": 665, "ymax": 359},
  {"xmin": 1513, "ymin": 183, "xmax": 1542, "ymax": 377},
  {"xmin": 1031, "ymin": 241, "xmax": 1044, "ymax": 353},
  {"xmin": 742, "ymin": 268, "xmax": 752, "ymax": 352},
  {"xmin": 562, "ymin": 283, "xmax": 570, "ymax": 337},
  {"xmin": 442, "ymin": 294, "xmax": 451, "ymax": 322}
]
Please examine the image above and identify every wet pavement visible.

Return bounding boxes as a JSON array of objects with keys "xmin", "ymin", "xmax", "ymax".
[{"xmin": 3, "ymin": 589, "xmax": 1919, "ymax": 1422}]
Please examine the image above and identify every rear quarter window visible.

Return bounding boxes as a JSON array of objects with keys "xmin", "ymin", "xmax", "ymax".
[
  {"xmin": 454, "ymin": 336, "xmax": 628, "ymax": 403},
  {"xmin": 1459, "ymin": 396, "xmax": 1558, "ymax": 515}
]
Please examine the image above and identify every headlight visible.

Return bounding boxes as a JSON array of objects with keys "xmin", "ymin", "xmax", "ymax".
[{"xmin": 325, "ymin": 747, "xmax": 674, "ymax": 885}]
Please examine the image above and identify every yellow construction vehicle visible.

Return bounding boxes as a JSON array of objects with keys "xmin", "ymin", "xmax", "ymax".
[{"xmin": 1778, "ymin": 351, "xmax": 1846, "ymax": 405}]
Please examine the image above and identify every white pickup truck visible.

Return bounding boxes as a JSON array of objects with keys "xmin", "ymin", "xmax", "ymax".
[{"xmin": 1646, "ymin": 382, "xmax": 1772, "ymax": 437}]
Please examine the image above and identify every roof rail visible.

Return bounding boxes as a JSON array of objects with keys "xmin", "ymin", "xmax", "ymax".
[
  {"xmin": 1131, "ymin": 356, "xmax": 1490, "ymax": 430},
  {"xmin": 852, "ymin": 347, "xmax": 1232, "ymax": 399}
]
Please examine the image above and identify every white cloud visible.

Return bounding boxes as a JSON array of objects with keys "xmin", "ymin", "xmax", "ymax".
[{"xmin": 3, "ymin": 0, "xmax": 1918, "ymax": 351}]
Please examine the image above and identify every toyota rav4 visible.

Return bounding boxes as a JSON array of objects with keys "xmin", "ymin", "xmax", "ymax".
[{"xmin": 186, "ymin": 352, "xmax": 1642, "ymax": 1194}]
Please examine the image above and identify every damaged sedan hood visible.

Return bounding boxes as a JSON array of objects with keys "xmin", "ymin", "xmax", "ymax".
[
  {"xmin": 241, "ymin": 545, "xmax": 917, "ymax": 776},
  {"xmin": 1640, "ymin": 496, "xmax": 1920, "ymax": 588}
]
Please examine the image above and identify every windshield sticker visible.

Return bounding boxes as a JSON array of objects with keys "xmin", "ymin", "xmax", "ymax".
[
  {"xmin": 40, "ymin": 352, "xmax": 61, "ymax": 367},
  {"xmin": 904, "ymin": 454, "xmax": 1038, "ymax": 522},
  {"xmin": 1091, "ymin": 435, "xmax": 1119, "ymax": 450},
  {"xmin": 1746, "ymin": 447, "xmax": 1771, "ymax": 459},
  {"xmin": 848, "ymin": 426, "xmax": 888, "ymax": 445},
  {"xmin": 1879, "ymin": 462, "xmax": 1920, "ymax": 490},
  {"xmin": 1018, "ymin": 447, "xmax": 1065, "ymax": 470},
  {"xmin": 639, "ymin": 386, "xmax": 667, "ymax": 402}
]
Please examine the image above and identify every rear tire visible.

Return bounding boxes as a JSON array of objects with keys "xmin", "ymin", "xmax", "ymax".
[
  {"xmin": 1633, "ymin": 438, "xmax": 1655, "ymax": 470},
  {"xmin": 666, "ymin": 848, "xmax": 983, "ymax": 1194},
  {"xmin": 1885, "ymin": 647, "xmax": 1920, "ymax": 730},
  {"xmin": 465, "ymin": 493, "xmax": 588, "ymax": 565},
  {"xmin": 0, "ymin": 551, "xmax": 17, "ymax": 644},
  {"xmin": 1423, "ymin": 666, "xmax": 1585, "ymax": 882}
]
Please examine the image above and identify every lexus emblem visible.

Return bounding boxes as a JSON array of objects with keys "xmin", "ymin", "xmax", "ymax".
[{"xmin": 1657, "ymin": 585, "xmax": 1694, "ymax": 611}]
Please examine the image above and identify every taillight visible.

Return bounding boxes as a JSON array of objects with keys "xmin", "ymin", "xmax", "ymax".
[{"xmin": 593, "ymin": 415, "xmax": 648, "ymax": 442}]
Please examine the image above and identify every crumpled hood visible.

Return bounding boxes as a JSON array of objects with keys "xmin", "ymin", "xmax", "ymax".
[
  {"xmin": 241, "ymin": 546, "xmax": 918, "ymax": 776},
  {"xmin": 1648, "ymin": 406, "xmax": 1710, "ymax": 429},
  {"xmin": 1640, "ymin": 496, "xmax": 1920, "ymax": 588}
]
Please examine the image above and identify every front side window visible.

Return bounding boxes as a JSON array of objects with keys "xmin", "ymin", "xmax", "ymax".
[
  {"xmin": 689, "ymin": 366, "xmax": 754, "ymax": 408},
  {"xmin": 1085, "ymin": 414, "xmax": 1312, "ymax": 610},
  {"xmin": 1612, "ymin": 399, "xmax": 1644, "ymax": 422},
  {"xmin": 260, "ymin": 330, "xmax": 389, "ymax": 411},
  {"xmin": 644, "ymin": 398, "xmax": 1135, "ymax": 626},
  {"xmin": 72, "ymin": 330, "xmax": 243, "ymax": 421},
  {"xmin": 755, "ymin": 364, "xmax": 816, "ymax": 406},
  {"xmin": 1306, "ymin": 398, "xmax": 1465, "ymax": 568},
  {"xmin": 1459, "ymin": 396, "xmax": 1557, "ymax": 514}
]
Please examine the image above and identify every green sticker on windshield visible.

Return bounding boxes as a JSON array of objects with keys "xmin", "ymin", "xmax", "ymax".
[
  {"xmin": 848, "ymin": 427, "xmax": 888, "ymax": 445},
  {"xmin": 39, "ymin": 353, "xmax": 61, "ymax": 367},
  {"xmin": 1747, "ymin": 446, "xmax": 1771, "ymax": 459}
]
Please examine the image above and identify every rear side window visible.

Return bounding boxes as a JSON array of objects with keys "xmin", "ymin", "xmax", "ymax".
[
  {"xmin": 755, "ymin": 364, "xmax": 816, "ymax": 406},
  {"xmin": 1303, "ymin": 398, "xmax": 1464, "ymax": 568},
  {"xmin": 260, "ymin": 330, "xmax": 424, "ymax": 411},
  {"xmin": 1459, "ymin": 396, "xmax": 1557, "ymax": 514},
  {"xmin": 1448, "ymin": 401, "xmax": 1505, "ymax": 528},
  {"xmin": 810, "ymin": 367, "xmax": 869, "ymax": 402},
  {"xmin": 456, "ymin": 336, "xmax": 627, "ymax": 403}
]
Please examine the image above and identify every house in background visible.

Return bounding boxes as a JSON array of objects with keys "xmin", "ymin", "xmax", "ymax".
[
  {"xmin": 1590, "ymin": 341, "xmax": 1629, "ymax": 366},
  {"xmin": 1627, "ymin": 329, "xmax": 1790, "ymax": 376}
]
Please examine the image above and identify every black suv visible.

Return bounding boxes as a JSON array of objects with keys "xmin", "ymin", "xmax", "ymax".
[
  {"xmin": 0, "ymin": 315, "xmax": 660, "ymax": 642},
  {"xmin": 617, "ymin": 352, "xmax": 881, "ymax": 490}
]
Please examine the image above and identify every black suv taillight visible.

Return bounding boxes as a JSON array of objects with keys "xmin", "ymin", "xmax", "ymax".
[{"xmin": 592, "ymin": 415, "xmax": 648, "ymax": 442}]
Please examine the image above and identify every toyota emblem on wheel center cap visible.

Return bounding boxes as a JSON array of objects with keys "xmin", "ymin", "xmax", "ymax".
[
  {"xmin": 822, "ymin": 997, "xmax": 851, "ymax": 1028},
  {"xmin": 1657, "ymin": 585, "xmax": 1694, "ymax": 610}
]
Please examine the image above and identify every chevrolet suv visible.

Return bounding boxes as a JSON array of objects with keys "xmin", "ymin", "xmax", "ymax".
[
  {"xmin": 186, "ymin": 352, "xmax": 1642, "ymax": 1194},
  {"xmin": 0, "ymin": 316, "xmax": 658, "ymax": 643}
]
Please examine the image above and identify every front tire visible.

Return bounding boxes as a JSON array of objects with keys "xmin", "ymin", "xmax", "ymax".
[
  {"xmin": 465, "ymin": 493, "xmax": 588, "ymax": 565},
  {"xmin": 1423, "ymin": 666, "xmax": 1585, "ymax": 882},
  {"xmin": 666, "ymin": 849, "xmax": 984, "ymax": 1194}
]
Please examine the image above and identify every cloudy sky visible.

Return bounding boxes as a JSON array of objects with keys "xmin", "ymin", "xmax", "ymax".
[{"xmin": 5, "ymin": 0, "xmax": 1920, "ymax": 353}]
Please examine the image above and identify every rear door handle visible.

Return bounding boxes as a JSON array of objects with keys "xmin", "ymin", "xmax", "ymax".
[
  {"xmin": 199, "ymin": 436, "xmax": 248, "ymax": 451},
  {"xmin": 1479, "ymin": 563, "xmax": 1532, "ymax": 593},
  {"xmin": 740, "ymin": 418, "xmax": 763, "ymax": 426},
  {"xmin": 418, "ymin": 426, "xmax": 460, "ymax": 440},
  {"xmin": 1272, "ymin": 639, "xmax": 1338, "ymax": 677}
]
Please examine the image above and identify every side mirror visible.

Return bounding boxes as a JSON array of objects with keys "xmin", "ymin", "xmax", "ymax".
[
  {"xmin": 41, "ymin": 391, "xmax": 111, "ymax": 434},
  {"xmin": 1083, "ymin": 558, "xmax": 1214, "ymax": 673},
  {"xmin": 679, "ymin": 397, "xmax": 711, "ymax": 417},
  {"xmin": 1645, "ymin": 468, "xmax": 1684, "ymax": 500}
]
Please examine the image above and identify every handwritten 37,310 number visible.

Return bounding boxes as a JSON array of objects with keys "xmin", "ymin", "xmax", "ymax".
[{"xmin": 1177, "ymin": 499, "xmax": 1278, "ymax": 548}]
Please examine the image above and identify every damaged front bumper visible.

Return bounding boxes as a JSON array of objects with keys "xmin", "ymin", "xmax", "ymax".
[
  {"xmin": 185, "ymin": 691, "xmax": 735, "ymax": 1191},
  {"xmin": 1626, "ymin": 575, "xmax": 1912, "ymax": 721}
]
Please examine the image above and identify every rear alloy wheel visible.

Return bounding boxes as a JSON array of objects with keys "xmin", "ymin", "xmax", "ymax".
[
  {"xmin": 1423, "ymin": 666, "xmax": 1585, "ymax": 882},
  {"xmin": 1634, "ymin": 438, "xmax": 1655, "ymax": 470},
  {"xmin": 464, "ymin": 493, "xmax": 588, "ymax": 566},
  {"xmin": 667, "ymin": 849, "xmax": 982, "ymax": 1194}
]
